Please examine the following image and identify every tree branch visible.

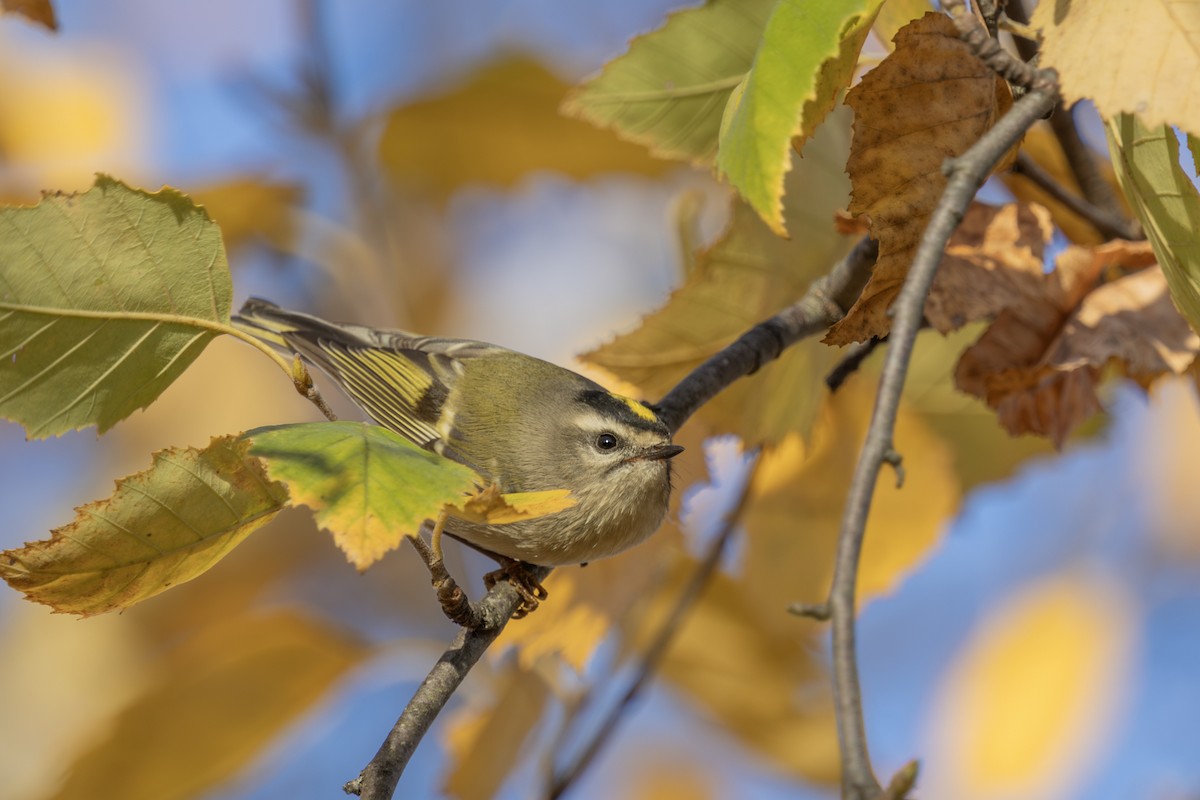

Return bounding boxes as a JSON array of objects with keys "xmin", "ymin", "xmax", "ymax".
[
  {"xmin": 343, "ymin": 569, "xmax": 548, "ymax": 799},
  {"xmin": 824, "ymin": 69, "xmax": 1060, "ymax": 800},
  {"xmin": 1011, "ymin": 151, "xmax": 1141, "ymax": 241},
  {"xmin": 343, "ymin": 236, "xmax": 879, "ymax": 798},
  {"xmin": 655, "ymin": 236, "xmax": 878, "ymax": 433},
  {"xmin": 545, "ymin": 453, "xmax": 761, "ymax": 800}
]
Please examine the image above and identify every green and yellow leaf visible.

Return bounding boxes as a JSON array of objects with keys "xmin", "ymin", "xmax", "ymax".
[
  {"xmin": 1107, "ymin": 113, "xmax": 1200, "ymax": 334},
  {"xmin": 561, "ymin": 0, "xmax": 778, "ymax": 166},
  {"xmin": 244, "ymin": 421, "xmax": 481, "ymax": 570},
  {"xmin": 0, "ymin": 436, "xmax": 287, "ymax": 616},
  {"xmin": 717, "ymin": 0, "xmax": 883, "ymax": 234},
  {"xmin": 0, "ymin": 175, "xmax": 232, "ymax": 438}
]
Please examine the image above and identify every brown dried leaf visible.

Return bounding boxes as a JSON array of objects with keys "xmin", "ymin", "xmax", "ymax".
[
  {"xmin": 1, "ymin": 0, "xmax": 56, "ymax": 30},
  {"xmin": 926, "ymin": 204, "xmax": 1197, "ymax": 444},
  {"xmin": 925, "ymin": 204, "xmax": 1058, "ymax": 335},
  {"xmin": 824, "ymin": 12, "xmax": 1012, "ymax": 345}
]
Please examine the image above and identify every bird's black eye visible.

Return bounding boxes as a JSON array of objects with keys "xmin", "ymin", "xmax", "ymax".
[{"xmin": 596, "ymin": 433, "xmax": 619, "ymax": 451}]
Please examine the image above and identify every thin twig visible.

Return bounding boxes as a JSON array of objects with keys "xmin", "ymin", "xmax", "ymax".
[
  {"xmin": 344, "ymin": 566, "xmax": 549, "ymax": 799},
  {"xmin": 545, "ymin": 454, "xmax": 761, "ymax": 800},
  {"xmin": 1011, "ymin": 151, "xmax": 1141, "ymax": 240},
  {"xmin": 826, "ymin": 335, "xmax": 888, "ymax": 393},
  {"xmin": 344, "ymin": 237, "xmax": 879, "ymax": 798},
  {"xmin": 826, "ymin": 82, "xmax": 1060, "ymax": 800},
  {"xmin": 942, "ymin": 0, "xmax": 1055, "ymax": 94},
  {"xmin": 1048, "ymin": 106, "xmax": 1126, "ymax": 218}
]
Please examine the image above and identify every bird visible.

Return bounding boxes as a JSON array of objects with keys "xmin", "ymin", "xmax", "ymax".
[{"xmin": 233, "ymin": 298, "xmax": 683, "ymax": 609}]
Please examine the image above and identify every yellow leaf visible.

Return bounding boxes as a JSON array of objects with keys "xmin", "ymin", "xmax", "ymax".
[
  {"xmin": 51, "ymin": 612, "xmax": 366, "ymax": 800},
  {"xmin": 872, "ymin": 0, "xmax": 934, "ymax": 48},
  {"xmin": 0, "ymin": 47, "xmax": 144, "ymax": 186},
  {"xmin": 650, "ymin": 564, "xmax": 841, "ymax": 784},
  {"xmin": 449, "ymin": 485, "xmax": 576, "ymax": 526},
  {"xmin": 191, "ymin": 179, "xmax": 302, "ymax": 251},
  {"xmin": 630, "ymin": 766, "xmax": 718, "ymax": 800},
  {"xmin": 442, "ymin": 663, "xmax": 550, "ymax": 800},
  {"xmin": 825, "ymin": 12, "xmax": 1013, "ymax": 345},
  {"xmin": 1033, "ymin": 0, "xmax": 1200, "ymax": 136},
  {"xmin": 0, "ymin": 605, "xmax": 149, "ymax": 800},
  {"xmin": 561, "ymin": 0, "xmax": 778, "ymax": 166},
  {"xmin": 742, "ymin": 376, "xmax": 959, "ymax": 614},
  {"xmin": 923, "ymin": 573, "xmax": 1135, "ymax": 800},
  {"xmin": 378, "ymin": 57, "xmax": 670, "ymax": 198},
  {"xmin": 246, "ymin": 422, "xmax": 481, "ymax": 570},
  {"xmin": 1, "ymin": 437, "xmax": 288, "ymax": 616}
]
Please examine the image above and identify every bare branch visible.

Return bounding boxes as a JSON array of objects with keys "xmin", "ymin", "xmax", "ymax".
[
  {"xmin": 545, "ymin": 454, "xmax": 761, "ymax": 800},
  {"xmin": 942, "ymin": 0, "xmax": 1056, "ymax": 94},
  {"xmin": 826, "ymin": 80, "xmax": 1060, "ymax": 800},
  {"xmin": 343, "ymin": 568, "xmax": 548, "ymax": 798},
  {"xmin": 1011, "ymin": 151, "xmax": 1142, "ymax": 241},
  {"xmin": 1048, "ymin": 107, "xmax": 1127, "ymax": 217},
  {"xmin": 826, "ymin": 335, "xmax": 888, "ymax": 393},
  {"xmin": 655, "ymin": 236, "xmax": 879, "ymax": 433}
]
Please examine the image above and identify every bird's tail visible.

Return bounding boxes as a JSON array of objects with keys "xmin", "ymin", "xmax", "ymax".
[{"xmin": 231, "ymin": 297, "xmax": 345, "ymax": 349}]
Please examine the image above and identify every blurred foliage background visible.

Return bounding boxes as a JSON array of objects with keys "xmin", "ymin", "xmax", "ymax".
[{"xmin": 3, "ymin": 2, "xmax": 1200, "ymax": 800}]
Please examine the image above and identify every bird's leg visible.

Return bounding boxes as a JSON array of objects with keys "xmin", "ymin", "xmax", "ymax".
[
  {"xmin": 430, "ymin": 507, "xmax": 449, "ymax": 563},
  {"xmin": 408, "ymin": 515, "xmax": 483, "ymax": 629},
  {"xmin": 483, "ymin": 557, "xmax": 549, "ymax": 619}
]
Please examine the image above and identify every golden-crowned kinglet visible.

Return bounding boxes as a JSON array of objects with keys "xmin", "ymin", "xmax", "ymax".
[{"xmin": 233, "ymin": 299, "xmax": 683, "ymax": 567}]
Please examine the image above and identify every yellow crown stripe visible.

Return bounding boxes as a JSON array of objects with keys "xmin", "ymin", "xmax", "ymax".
[{"xmin": 613, "ymin": 392, "xmax": 657, "ymax": 423}]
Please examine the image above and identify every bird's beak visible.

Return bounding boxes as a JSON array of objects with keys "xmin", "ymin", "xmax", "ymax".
[{"xmin": 640, "ymin": 443, "xmax": 685, "ymax": 461}]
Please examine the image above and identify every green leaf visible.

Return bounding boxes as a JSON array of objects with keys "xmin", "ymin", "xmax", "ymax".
[
  {"xmin": 244, "ymin": 422, "xmax": 482, "ymax": 569},
  {"xmin": 0, "ymin": 175, "xmax": 232, "ymax": 438},
  {"xmin": 0, "ymin": 436, "xmax": 288, "ymax": 616},
  {"xmin": 1106, "ymin": 114, "xmax": 1200, "ymax": 333},
  {"xmin": 378, "ymin": 57, "xmax": 670, "ymax": 197},
  {"xmin": 561, "ymin": 0, "xmax": 779, "ymax": 166},
  {"xmin": 716, "ymin": 0, "xmax": 882, "ymax": 235},
  {"xmin": 584, "ymin": 107, "xmax": 854, "ymax": 445}
]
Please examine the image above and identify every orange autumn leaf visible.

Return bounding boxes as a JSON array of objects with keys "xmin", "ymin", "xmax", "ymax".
[
  {"xmin": 924, "ymin": 204, "xmax": 1197, "ymax": 445},
  {"xmin": 824, "ymin": 12, "xmax": 1012, "ymax": 345}
]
